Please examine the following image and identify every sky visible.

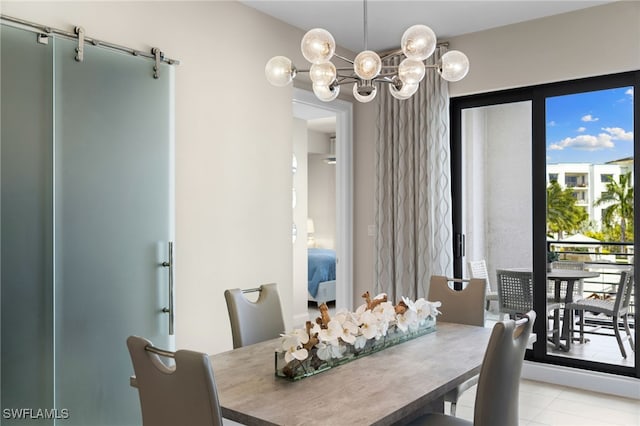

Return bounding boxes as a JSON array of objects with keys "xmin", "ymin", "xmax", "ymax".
[{"xmin": 546, "ymin": 86, "xmax": 634, "ymax": 164}]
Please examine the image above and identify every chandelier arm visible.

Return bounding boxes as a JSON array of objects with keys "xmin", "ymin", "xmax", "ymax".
[
  {"xmin": 335, "ymin": 76, "xmax": 361, "ymax": 85},
  {"xmin": 333, "ymin": 53, "xmax": 354, "ymax": 64},
  {"xmin": 379, "ymin": 49, "xmax": 404, "ymax": 61},
  {"xmin": 376, "ymin": 72, "xmax": 400, "ymax": 78}
]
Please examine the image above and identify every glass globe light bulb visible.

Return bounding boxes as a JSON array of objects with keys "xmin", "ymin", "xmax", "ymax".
[
  {"xmin": 301, "ymin": 28, "xmax": 336, "ymax": 64},
  {"xmin": 309, "ymin": 62, "xmax": 337, "ymax": 85},
  {"xmin": 353, "ymin": 50, "xmax": 382, "ymax": 80},
  {"xmin": 398, "ymin": 58, "xmax": 426, "ymax": 85},
  {"xmin": 352, "ymin": 83, "xmax": 377, "ymax": 103},
  {"xmin": 389, "ymin": 77, "xmax": 419, "ymax": 100},
  {"xmin": 438, "ymin": 50, "xmax": 470, "ymax": 82},
  {"xmin": 313, "ymin": 83, "xmax": 340, "ymax": 102},
  {"xmin": 401, "ymin": 24, "xmax": 436, "ymax": 61},
  {"xmin": 265, "ymin": 56, "xmax": 296, "ymax": 87}
]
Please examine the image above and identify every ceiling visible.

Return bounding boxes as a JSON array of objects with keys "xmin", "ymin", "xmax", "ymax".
[{"xmin": 242, "ymin": 0, "xmax": 612, "ymax": 53}]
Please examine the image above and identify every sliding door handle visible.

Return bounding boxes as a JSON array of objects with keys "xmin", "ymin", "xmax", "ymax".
[{"xmin": 161, "ymin": 241, "xmax": 175, "ymax": 335}]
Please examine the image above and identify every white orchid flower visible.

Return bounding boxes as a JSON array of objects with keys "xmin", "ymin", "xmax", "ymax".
[
  {"xmin": 359, "ymin": 310, "xmax": 379, "ymax": 340},
  {"xmin": 414, "ymin": 298, "xmax": 430, "ymax": 321},
  {"xmin": 352, "ymin": 304, "xmax": 367, "ymax": 326},
  {"xmin": 353, "ymin": 334, "xmax": 368, "ymax": 350},
  {"xmin": 310, "ymin": 322, "xmax": 322, "ymax": 336},
  {"xmin": 318, "ymin": 320, "xmax": 342, "ymax": 345},
  {"xmin": 427, "ymin": 300, "xmax": 442, "ymax": 318},
  {"xmin": 402, "ymin": 296, "xmax": 417, "ymax": 312},
  {"xmin": 396, "ymin": 309, "xmax": 418, "ymax": 332},
  {"xmin": 338, "ymin": 319, "xmax": 359, "ymax": 344},
  {"xmin": 333, "ymin": 308, "xmax": 350, "ymax": 324},
  {"xmin": 292, "ymin": 328, "xmax": 310, "ymax": 345},
  {"xmin": 316, "ymin": 342, "xmax": 333, "ymax": 361},
  {"xmin": 316, "ymin": 340, "xmax": 346, "ymax": 360},
  {"xmin": 281, "ymin": 334, "xmax": 309, "ymax": 363},
  {"xmin": 330, "ymin": 342, "xmax": 346, "ymax": 358},
  {"xmin": 373, "ymin": 301, "xmax": 396, "ymax": 322}
]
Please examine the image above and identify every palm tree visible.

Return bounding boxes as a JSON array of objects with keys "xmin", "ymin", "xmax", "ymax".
[
  {"xmin": 547, "ymin": 180, "xmax": 587, "ymax": 239},
  {"xmin": 594, "ymin": 172, "xmax": 634, "ymax": 243}
]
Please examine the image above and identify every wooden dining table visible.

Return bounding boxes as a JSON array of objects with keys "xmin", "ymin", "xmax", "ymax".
[{"xmin": 210, "ymin": 322, "xmax": 492, "ymax": 426}]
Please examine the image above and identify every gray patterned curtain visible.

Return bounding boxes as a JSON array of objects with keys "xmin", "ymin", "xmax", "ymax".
[{"xmin": 374, "ymin": 46, "xmax": 453, "ymax": 302}]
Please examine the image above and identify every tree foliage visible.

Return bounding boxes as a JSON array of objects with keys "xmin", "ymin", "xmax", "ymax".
[
  {"xmin": 594, "ymin": 172, "xmax": 634, "ymax": 243},
  {"xmin": 546, "ymin": 180, "xmax": 588, "ymax": 239}
]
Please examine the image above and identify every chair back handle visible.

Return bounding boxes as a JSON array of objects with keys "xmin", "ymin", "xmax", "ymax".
[{"xmin": 145, "ymin": 344, "xmax": 175, "ymax": 359}]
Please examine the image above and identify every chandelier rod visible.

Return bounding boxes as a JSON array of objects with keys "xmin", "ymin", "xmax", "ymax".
[{"xmin": 363, "ymin": 0, "xmax": 368, "ymax": 51}]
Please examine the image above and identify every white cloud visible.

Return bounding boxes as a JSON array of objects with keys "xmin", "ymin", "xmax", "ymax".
[
  {"xmin": 548, "ymin": 120, "xmax": 556, "ymax": 127},
  {"xmin": 626, "ymin": 88, "xmax": 634, "ymax": 98},
  {"xmin": 549, "ymin": 134, "xmax": 614, "ymax": 151},
  {"xmin": 549, "ymin": 127, "xmax": 633, "ymax": 152},
  {"xmin": 581, "ymin": 114, "xmax": 599, "ymax": 122},
  {"xmin": 602, "ymin": 127, "xmax": 633, "ymax": 141},
  {"xmin": 577, "ymin": 127, "xmax": 586, "ymax": 132}
]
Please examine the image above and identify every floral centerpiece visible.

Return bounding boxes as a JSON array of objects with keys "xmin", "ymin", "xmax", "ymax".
[{"xmin": 276, "ymin": 291, "xmax": 441, "ymax": 380}]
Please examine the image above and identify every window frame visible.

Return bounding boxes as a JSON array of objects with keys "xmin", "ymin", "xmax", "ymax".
[{"xmin": 450, "ymin": 70, "xmax": 639, "ymax": 378}]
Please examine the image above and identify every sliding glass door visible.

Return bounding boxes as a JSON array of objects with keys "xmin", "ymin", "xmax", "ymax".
[
  {"xmin": 451, "ymin": 72, "xmax": 639, "ymax": 378},
  {"xmin": 1, "ymin": 24, "xmax": 175, "ymax": 425}
]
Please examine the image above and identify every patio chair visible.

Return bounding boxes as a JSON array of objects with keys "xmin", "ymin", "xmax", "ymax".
[
  {"xmin": 468, "ymin": 259, "xmax": 498, "ymax": 311},
  {"xmin": 496, "ymin": 269, "xmax": 562, "ymax": 345},
  {"xmin": 566, "ymin": 270, "xmax": 635, "ymax": 358}
]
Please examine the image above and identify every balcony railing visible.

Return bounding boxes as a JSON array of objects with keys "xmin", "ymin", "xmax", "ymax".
[{"xmin": 547, "ymin": 240, "xmax": 635, "ymax": 338}]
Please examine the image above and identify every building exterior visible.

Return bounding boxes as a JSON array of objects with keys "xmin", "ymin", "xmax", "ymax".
[{"xmin": 547, "ymin": 159, "xmax": 633, "ymax": 229}]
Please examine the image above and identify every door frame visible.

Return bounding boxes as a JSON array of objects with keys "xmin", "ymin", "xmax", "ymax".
[
  {"xmin": 450, "ymin": 70, "xmax": 639, "ymax": 379},
  {"xmin": 293, "ymin": 88, "xmax": 354, "ymax": 312}
]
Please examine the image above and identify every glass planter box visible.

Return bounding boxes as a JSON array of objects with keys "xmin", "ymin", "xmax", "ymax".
[{"xmin": 275, "ymin": 317, "xmax": 436, "ymax": 381}]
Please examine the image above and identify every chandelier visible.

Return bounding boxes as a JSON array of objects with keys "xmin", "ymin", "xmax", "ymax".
[{"xmin": 264, "ymin": 1, "xmax": 469, "ymax": 103}]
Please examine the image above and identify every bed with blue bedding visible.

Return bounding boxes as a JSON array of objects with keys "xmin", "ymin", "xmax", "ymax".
[{"xmin": 308, "ymin": 248, "xmax": 336, "ymax": 304}]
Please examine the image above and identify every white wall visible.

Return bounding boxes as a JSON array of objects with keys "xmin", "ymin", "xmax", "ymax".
[
  {"xmin": 0, "ymin": 0, "xmax": 312, "ymax": 355},
  {"xmin": 447, "ymin": 1, "xmax": 640, "ymax": 96},
  {"xmin": 308, "ymin": 154, "xmax": 336, "ymax": 249},
  {"xmin": 4, "ymin": 0, "xmax": 638, "ymax": 356}
]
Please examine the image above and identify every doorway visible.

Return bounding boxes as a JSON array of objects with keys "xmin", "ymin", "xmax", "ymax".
[
  {"xmin": 292, "ymin": 88, "xmax": 353, "ymax": 324},
  {"xmin": 451, "ymin": 71, "xmax": 639, "ymax": 379}
]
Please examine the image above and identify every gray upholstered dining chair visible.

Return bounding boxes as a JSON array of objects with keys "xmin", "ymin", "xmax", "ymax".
[
  {"xmin": 566, "ymin": 270, "xmax": 635, "ymax": 358},
  {"xmin": 428, "ymin": 275, "xmax": 486, "ymax": 416},
  {"xmin": 405, "ymin": 311, "xmax": 536, "ymax": 426},
  {"xmin": 126, "ymin": 336, "xmax": 223, "ymax": 426},
  {"xmin": 224, "ymin": 282, "xmax": 285, "ymax": 349}
]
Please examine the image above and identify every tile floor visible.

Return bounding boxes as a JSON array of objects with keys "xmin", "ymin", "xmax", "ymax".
[{"xmin": 452, "ymin": 379, "xmax": 640, "ymax": 426}]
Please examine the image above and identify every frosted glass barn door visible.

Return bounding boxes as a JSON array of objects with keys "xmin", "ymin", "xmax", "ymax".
[
  {"xmin": 1, "ymin": 24, "xmax": 55, "ymax": 422},
  {"xmin": 53, "ymin": 38, "xmax": 174, "ymax": 425}
]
